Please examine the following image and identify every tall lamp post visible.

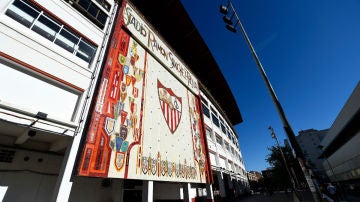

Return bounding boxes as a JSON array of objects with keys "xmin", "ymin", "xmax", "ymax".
[
  {"xmin": 269, "ymin": 126, "xmax": 301, "ymax": 200},
  {"xmin": 219, "ymin": 1, "xmax": 319, "ymax": 201}
]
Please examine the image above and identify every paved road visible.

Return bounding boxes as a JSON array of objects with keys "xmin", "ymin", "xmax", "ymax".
[
  {"xmin": 234, "ymin": 193, "xmax": 296, "ymax": 202},
  {"xmin": 225, "ymin": 192, "xmax": 359, "ymax": 202}
]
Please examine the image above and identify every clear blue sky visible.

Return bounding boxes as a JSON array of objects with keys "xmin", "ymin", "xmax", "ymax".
[{"xmin": 181, "ymin": 0, "xmax": 360, "ymax": 172}]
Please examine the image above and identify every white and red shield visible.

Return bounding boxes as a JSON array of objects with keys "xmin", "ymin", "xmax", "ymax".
[{"xmin": 157, "ymin": 80, "xmax": 182, "ymax": 133}]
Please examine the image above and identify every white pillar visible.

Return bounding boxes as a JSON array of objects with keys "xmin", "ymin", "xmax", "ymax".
[
  {"xmin": 206, "ymin": 183, "xmax": 214, "ymax": 202},
  {"xmin": 182, "ymin": 183, "xmax": 191, "ymax": 202},
  {"xmin": 51, "ymin": 133, "xmax": 82, "ymax": 202},
  {"xmin": 217, "ymin": 171, "xmax": 226, "ymax": 197},
  {"xmin": 142, "ymin": 180, "xmax": 153, "ymax": 202},
  {"xmin": 0, "ymin": 186, "xmax": 8, "ymax": 201}
]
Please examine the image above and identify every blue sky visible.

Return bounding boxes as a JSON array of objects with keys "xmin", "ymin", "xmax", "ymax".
[{"xmin": 181, "ymin": 0, "xmax": 360, "ymax": 172}]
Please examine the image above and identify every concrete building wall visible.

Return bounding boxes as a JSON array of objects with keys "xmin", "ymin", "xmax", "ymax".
[
  {"xmin": 320, "ymin": 82, "xmax": 360, "ymax": 183},
  {"xmin": 326, "ymin": 130, "xmax": 360, "ymax": 181},
  {"xmin": 0, "ymin": 147, "xmax": 64, "ymax": 202}
]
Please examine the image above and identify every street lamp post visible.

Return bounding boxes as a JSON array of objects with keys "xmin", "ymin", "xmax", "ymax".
[
  {"xmin": 219, "ymin": 1, "xmax": 319, "ymax": 201},
  {"xmin": 269, "ymin": 126, "xmax": 301, "ymax": 200}
]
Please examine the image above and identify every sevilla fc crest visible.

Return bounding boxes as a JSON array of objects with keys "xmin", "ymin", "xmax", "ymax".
[{"xmin": 157, "ymin": 80, "xmax": 182, "ymax": 133}]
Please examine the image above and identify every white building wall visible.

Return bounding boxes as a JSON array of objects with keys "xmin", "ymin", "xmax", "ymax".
[
  {"xmin": 0, "ymin": 0, "xmax": 117, "ymax": 201},
  {"xmin": 0, "ymin": 20, "xmax": 90, "ymax": 122},
  {"xmin": 200, "ymin": 91, "xmax": 249, "ymax": 197},
  {"xmin": 0, "ymin": 0, "xmax": 116, "ymax": 124}
]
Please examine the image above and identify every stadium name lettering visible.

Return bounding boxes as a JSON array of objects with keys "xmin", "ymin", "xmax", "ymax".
[{"xmin": 124, "ymin": 6, "xmax": 197, "ymax": 89}]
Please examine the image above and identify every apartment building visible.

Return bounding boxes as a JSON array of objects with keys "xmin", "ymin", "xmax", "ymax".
[
  {"xmin": 247, "ymin": 171, "xmax": 262, "ymax": 182},
  {"xmin": 0, "ymin": 0, "xmax": 247, "ymax": 201},
  {"xmin": 296, "ymin": 129, "xmax": 328, "ymax": 181}
]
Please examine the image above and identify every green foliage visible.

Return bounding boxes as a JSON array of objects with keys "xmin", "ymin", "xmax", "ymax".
[
  {"xmin": 264, "ymin": 145, "xmax": 305, "ymax": 190},
  {"xmin": 248, "ymin": 178, "xmax": 265, "ymax": 191}
]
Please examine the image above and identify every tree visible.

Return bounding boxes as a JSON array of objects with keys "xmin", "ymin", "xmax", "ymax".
[{"xmin": 265, "ymin": 145, "xmax": 305, "ymax": 190}]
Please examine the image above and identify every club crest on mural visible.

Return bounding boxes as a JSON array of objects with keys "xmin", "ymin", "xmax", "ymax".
[
  {"xmin": 157, "ymin": 80, "xmax": 182, "ymax": 133},
  {"xmin": 115, "ymin": 152, "xmax": 125, "ymax": 170}
]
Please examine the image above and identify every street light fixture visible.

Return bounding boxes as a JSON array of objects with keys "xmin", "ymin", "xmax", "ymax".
[
  {"xmin": 219, "ymin": 5, "xmax": 228, "ymax": 14},
  {"xmin": 219, "ymin": 1, "xmax": 319, "ymax": 201},
  {"xmin": 223, "ymin": 16, "xmax": 233, "ymax": 25}
]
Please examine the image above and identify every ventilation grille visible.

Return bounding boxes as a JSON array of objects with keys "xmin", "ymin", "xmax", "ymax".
[{"xmin": 0, "ymin": 149, "xmax": 16, "ymax": 163}]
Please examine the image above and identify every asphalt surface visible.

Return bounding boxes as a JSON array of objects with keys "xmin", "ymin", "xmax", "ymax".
[
  {"xmin": 235, "ymin": 193, "xmax": 296, "ymax": 202},
  {"xmin": 224, "ymin": 192, "xmax": 359, "ymax": 202}
]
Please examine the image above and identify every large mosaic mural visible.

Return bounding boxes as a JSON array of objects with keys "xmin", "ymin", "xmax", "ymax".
[{"xmin": 77, "ymin": 1, "xmax": 210, "ymax": 183}]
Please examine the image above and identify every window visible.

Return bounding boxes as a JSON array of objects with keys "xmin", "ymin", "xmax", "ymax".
[
  {"xmin": 220, "ymin": 122, "xmax": 226, "ymax": 134},
  {"xmin": 211, "ymin": 107, "xmax": 219, "ymax": 127},
  {"xmin": 227, "ymin": 131, "xmax": 231, "ymax": 140},
  {"xmin": 205, "ymin": 127, "xmax": 213, "ymax": 141},
  {"xmin": 65, "ymin": 0, "xmax": 110, "ymax": 29},
  {"xmin": 94, "ymin": 0, "xmax": 111, "ymax": 11},
  {"xmin": 225, "ymin": 142, "xmax": 230, "ymax": 151},
  {"xmin": 5, "ymin": 0, "xmax": 40, "ymax": 28},
  {"xmin": 210, "ymin": 106, "xmax": 217, "ymax": 115},
  {"xmin": 54, "ymin": 28, "xmax": 78, "ymax": 53},
  {"xmin": 211, "ymin": 113, "xmax": 219, "ymax": 127},
  {"xmin": 200, "ymin": 96, "xmax": 208, "ymax": 105},
  {"xmin": 32, "ymin": 13, "xmax": 61, "ymax": 41},
  {"xmin": 215, "ymin": 135, "xmax": 222, "ymax": 145},
  {"xmin": 201, "ymin": 102, "xmax": 210, "ymax": 118},
  {"xmin": 6, "ymin": 0, "xmax": 97, "ymax": 63},
  {"xmin": 77, "ymin": 40, "xmax": 97, "ymax": 62}
]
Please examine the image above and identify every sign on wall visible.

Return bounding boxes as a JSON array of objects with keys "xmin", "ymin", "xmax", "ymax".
[{"xmin": 77, "ymin": 2, "xmax": 210, "ymax": 183}]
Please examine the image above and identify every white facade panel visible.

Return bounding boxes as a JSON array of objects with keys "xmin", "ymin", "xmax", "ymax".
[
  {"xmin": 217, "ymin": 144, "xmax": 226, "ymax": 159},
  {"xmin": 219, "ymin": 157, "xmax": 226, "ymax": 169},
  {"xmin": 210, "ymin": 152, "xmax": 217, "ymax": 166},
  {"xmin": 207, "ymin": 139, "xmax": 216, "ymax": 152},
  {"xmin": 0, "ymin": 64, "xmax": 79, "ymax": 121}
]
